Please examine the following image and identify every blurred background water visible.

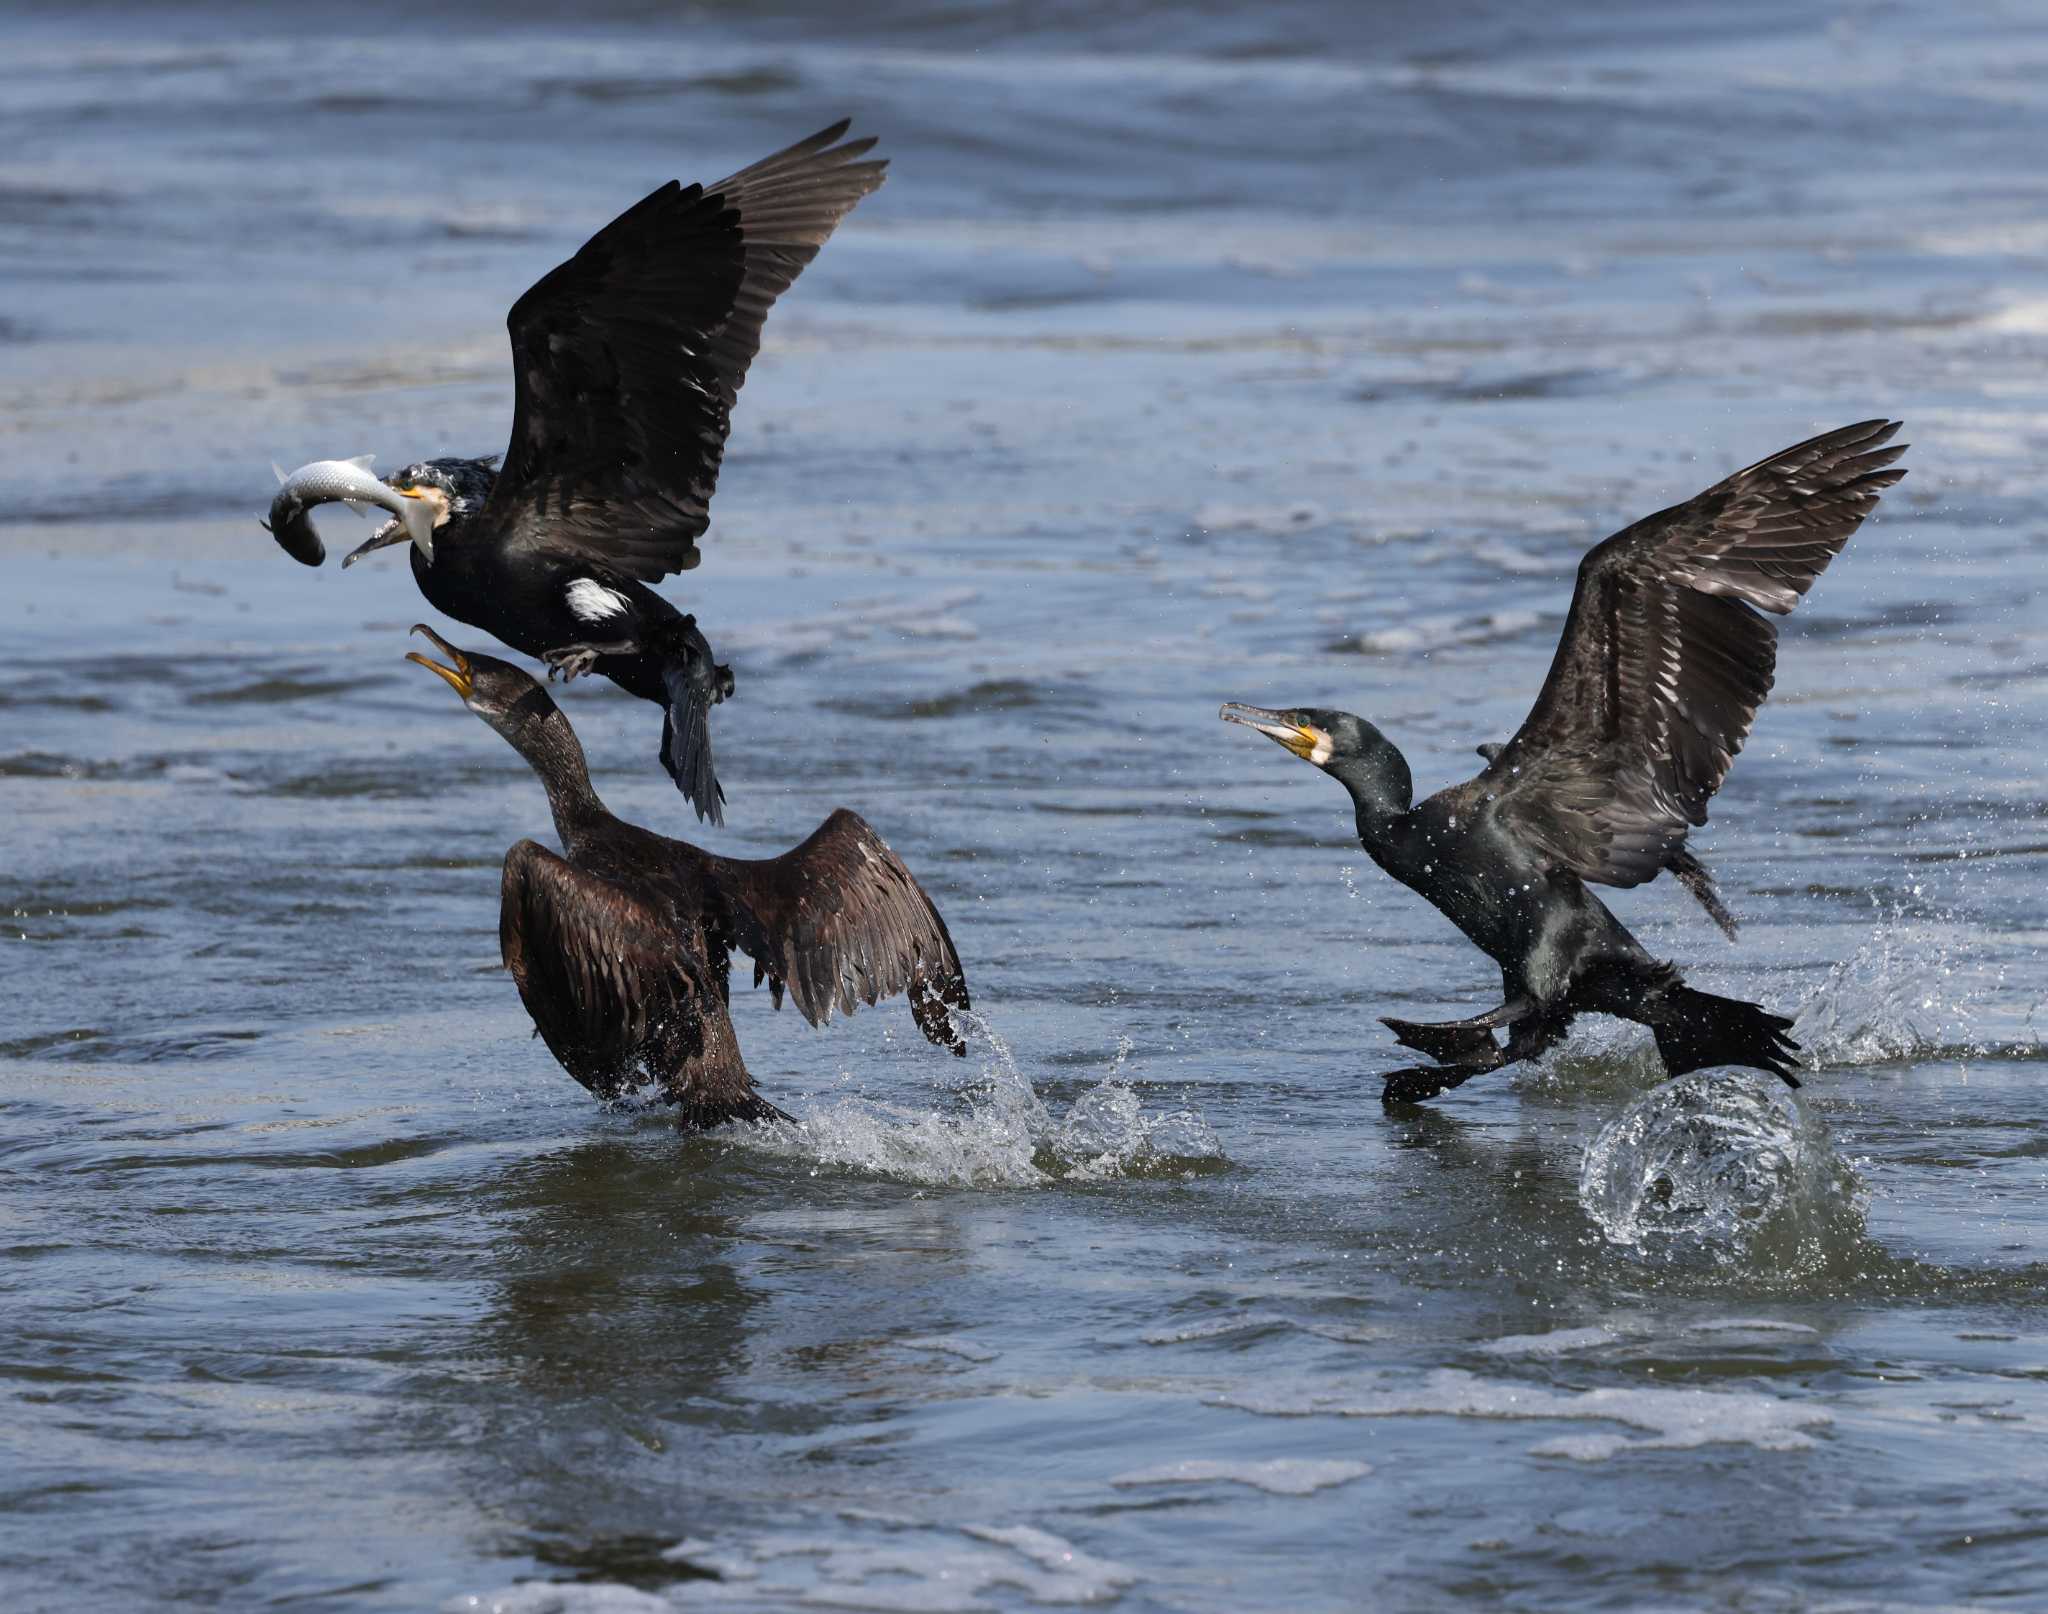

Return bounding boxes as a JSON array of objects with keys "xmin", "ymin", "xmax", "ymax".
[{"xmin": 5, "ymin": 2, "xmax": 2048, "ymax": 1609}]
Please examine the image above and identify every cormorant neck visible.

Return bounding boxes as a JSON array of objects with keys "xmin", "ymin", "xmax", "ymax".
[
  {"xmin": 1328, "ymin": 734, "xmax": 1413, "ymax": 836},
  {"xmin": 498, "ymin": 689, "xmax": 609, "ymax": 844}
]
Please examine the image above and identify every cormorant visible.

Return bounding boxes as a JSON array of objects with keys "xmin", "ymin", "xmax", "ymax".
[
  {"xmin": 1223, "ymin": 419, "xmax": 1907, "ymax": 1105},
  {"xmin": 404, "ymin": 625, "xmax": 969, "ymax": 1128},
  {"xmin": 270, "ymin": 121, "xmax": 887, "ymax": 825}
]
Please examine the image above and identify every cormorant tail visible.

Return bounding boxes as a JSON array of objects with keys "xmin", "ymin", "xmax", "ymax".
[
  {"xmin": 650, "ymin": 616, "xmax": 731, "ymax": 826},
  {"xmin": 1648, "ymin": 984, "xmax": 1800, "ymax": 1089},
  {"xmin": 1667, "ymin": 847, "xmax": 1739, "ymax": 940}
]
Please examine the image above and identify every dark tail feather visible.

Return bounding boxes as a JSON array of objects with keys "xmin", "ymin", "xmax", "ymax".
[
  {"xmin": 1667, "ymin": 847, "xmax": 1738, "ymax": 941},
  {"xmin": 652, "ymin": 616, "xmax": 732, "ymax": 826},
  {"xmin": 1650, "ymin": 985, "xmax": 1801, "ymax": 1089}
]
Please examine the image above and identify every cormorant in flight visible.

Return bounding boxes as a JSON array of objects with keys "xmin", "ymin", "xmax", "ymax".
[
  {"xmin": 1223, "ymin": 419, "xmax": 1907, "ymax": 1105},
  {"xmin": 405, "ymin": 626, "xmax": 969, "ymax": 1129},
  {"xmin": 270, "ymin": 121, "xmax": 887, "ymax": 825}
]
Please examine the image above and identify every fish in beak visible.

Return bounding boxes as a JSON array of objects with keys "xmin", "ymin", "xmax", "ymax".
[
  {"xmin": 263, "ymin": 456, "xmax": 436, "ymax": 568},
  {"xmin": 1220, "ymin": 702, "xmax": 1332, "ymax": 764},
  {"xmin": 405, "ymin": 623, "xmax": 473, "ymax": 699},
  {"xmin": 342, "ymin": 487, "xmax": 436, "ymax": 569}
]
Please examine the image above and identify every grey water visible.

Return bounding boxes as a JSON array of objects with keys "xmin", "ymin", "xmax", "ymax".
[{"xmin": 4, "ymin": 1, "xmax": 2048, "ymax": 1608}]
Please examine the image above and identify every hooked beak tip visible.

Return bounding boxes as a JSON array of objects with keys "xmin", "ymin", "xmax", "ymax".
[
  {"xmin": 1221, "ymin": 702, "xmax": 1319, "ymax": 759},
  {"xmin": 405, "ymin": 624, "xmax": 473, "ymax": 698}
]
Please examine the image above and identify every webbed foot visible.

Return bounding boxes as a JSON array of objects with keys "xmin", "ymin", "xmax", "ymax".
[
  {"xmin": 1382, "ymin": 1018, "xmax": 1503, "ymax": 1067},
  {"xmin": 1381, "ymin": 1064, "xmax": 1485, "ymax": 1106}
]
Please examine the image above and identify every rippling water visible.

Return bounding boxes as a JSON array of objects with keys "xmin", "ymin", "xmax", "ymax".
[{"xmin": 6, "ymin": 2, "xmax": 2048, "ymax": 1609}]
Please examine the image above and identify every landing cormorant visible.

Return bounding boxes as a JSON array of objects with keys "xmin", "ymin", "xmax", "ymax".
[
  {"xmin": 405, "ymin": 626, "xmax": 969, "ymax": 1128},
  {"xmin": 1223, "ymin": 419, "xmax": 1907, "ymax": 1105},
  {"xmin": 272, "ymin": 121, "xmax": 887, "ymax": 825}
]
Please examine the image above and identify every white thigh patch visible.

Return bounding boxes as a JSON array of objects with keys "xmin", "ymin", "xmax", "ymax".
[{"xmin": 565, "ymin": 579, "xmax": 632, "ymax": 623}]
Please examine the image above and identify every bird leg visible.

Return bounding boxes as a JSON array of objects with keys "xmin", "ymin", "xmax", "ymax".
[{"xmin": 544, "ymin": 639, "xmax": 640, "ymax": 682}]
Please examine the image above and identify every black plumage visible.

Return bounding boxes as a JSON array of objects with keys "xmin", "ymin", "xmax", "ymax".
[
  {"xmin": 406, "ymin": 626, "xmax": 969, "ymax": 1128},
  {"xmin": 1224, "ymin": 419, "xmax": 1907, "ymax": 1105},
  {"xmin": 275, "ymin": 121, "xmax": 888, "ymax": 824}
]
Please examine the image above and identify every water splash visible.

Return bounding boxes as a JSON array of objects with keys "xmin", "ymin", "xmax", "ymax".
[
  {"xmin": 739, "ymin": 1018, "xmax": 1223, "ymax": 1189},
  {"xmin": 1578, "ymin": 1073, "xmax": 1865, "ymax": 1268},
  {"xmin": 1792, "ymin": 903, "xmax": 2001, "ymax": 1065}
]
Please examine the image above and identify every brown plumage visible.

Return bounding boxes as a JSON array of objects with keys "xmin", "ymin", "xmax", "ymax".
[
  {"xmin": 407, "ymin": 627, "xmax": 969, "ymax": 1128},
  {"xmin": 1475, "ymin": 418, "xmax": 1907, "ymax": 904}
]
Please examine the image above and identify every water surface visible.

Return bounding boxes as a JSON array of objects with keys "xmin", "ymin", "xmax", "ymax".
[{"xmin": 5, "ymin": 2, "xmax": 2048, "ymax": 1609}]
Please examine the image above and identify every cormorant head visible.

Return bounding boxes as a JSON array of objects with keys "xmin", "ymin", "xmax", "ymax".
[
  {"xmin": 1220, "ymin": 702, "xmax": 1413, "ymax": 814},
  {"xmin": 405, "ymin": 623, "xmax": 557, "ymax": 740},
  {"xmin": 389, "ymin": 458, "xmax": 495, "ymax": 526},
  {"xmin": 1219, "ymin": 703, "xmax": 1360, "ymax": 765},
  {"xmin": 342, "ymin": 456, "xmax": 498, "ymax": 569}
]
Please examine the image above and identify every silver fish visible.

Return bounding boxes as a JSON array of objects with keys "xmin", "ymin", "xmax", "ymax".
[{"xmin": 261, "ymin": 456, "xmax": 435, "ymax": 567}]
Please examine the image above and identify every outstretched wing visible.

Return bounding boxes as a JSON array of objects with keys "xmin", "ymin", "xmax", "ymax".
[
  {"xmin": 499, "ymin": 840, "xmax": 782, "ymax": 1126},
  {"xmin": 1483, "ymin": 419, "xmax": 1907, "ymax": 888},
  {"xmin": 702, "ymin": 809, "xmax": 971, "ymax": 1054},
  {"xmin": 485, "ymin": 121, "xmax": 886, "ymax": 581}
]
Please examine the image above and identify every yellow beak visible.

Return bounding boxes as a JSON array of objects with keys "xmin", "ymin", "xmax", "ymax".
[
  {"xmin": 404, "ymin": 623, "xmax": 473, "ymax": 698},
  {"xmin": 1220, "ymin": 702, "xmax": 1324, "ymax": 760}
]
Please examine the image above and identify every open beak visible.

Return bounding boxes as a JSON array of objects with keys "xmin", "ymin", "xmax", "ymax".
[
  {"xmin": 342, "ymin": 520, "xmax": 408, "ymax": 568},
  {"xmin": 343, "ymin": 486, "xmax": 435, "ymax": 567},
  {"xmin": 405, "ymin": 623, "xmax": 473, "ymax": 698},
  {"xmin": 1220, "ymin": 702, "xmax": 1324, "ymax": 761}
]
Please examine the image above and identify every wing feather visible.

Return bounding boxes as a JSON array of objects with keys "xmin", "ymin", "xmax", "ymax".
[
  {"xmin": 703, "ymin": 809, "xmax": 971, "ymax": 1054},
  {"xmin": 1482, "ymin": 420, "xmax": 1906, "ymax": 888},
  {"xmin": 485, "ymin": 122, "xmax": 886, "ymax": 580}
]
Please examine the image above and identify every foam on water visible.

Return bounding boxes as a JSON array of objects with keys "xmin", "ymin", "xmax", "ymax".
[
  {"xmin": 1338, "ymin": 609, "xmax": 1544, "ymax": 655},
  {"xmin": 1475, "ymin": 1326, "xmax": 1622, "ymax": 1358},
  {"xmin": 675, "ymin": 1520, "xmax": 1136, "ymax": 1611},
  {"xmin": 450, "ymin": 1519, "xmax": 1137, "ymax": 1614},
  {"xmin": 447, "ymin": 1586, "xmax": 674, "ymax": 1614},
  {"xmin": 1217, "ymin": 1368, "xmax": 1829, "ymax": 1461},
  {"xmin": 1471, "ymin": 539, "xmax": 1574, "ymax": 576},
  {"xmin": 1475, "ymin": 1318, "xmax": 1824, "ymax": 1363},
  {"xmin": 737, "ymin": 1021, "xmax": 1224, "ymax": 1189},
  {"xmin": 1109, "ymin": 1457, "xmax": 1371, "ymax": 1496},
  {"xmin": 1189, "ymin": 500, "xmax": 1329, "ymax": 535},
  {"xmin": 1138, "ymin": 1311, "xmax": 1292, "ymax": 1346},
  {"xmin": 1577, "ymin": 1073, "xmax": 1865, "ymax": 1268}
]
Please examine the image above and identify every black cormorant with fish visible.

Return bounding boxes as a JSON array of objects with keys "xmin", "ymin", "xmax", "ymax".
[{"xmin": 264, "ymin": 121, "xmax": 886, "ymax": 824}]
